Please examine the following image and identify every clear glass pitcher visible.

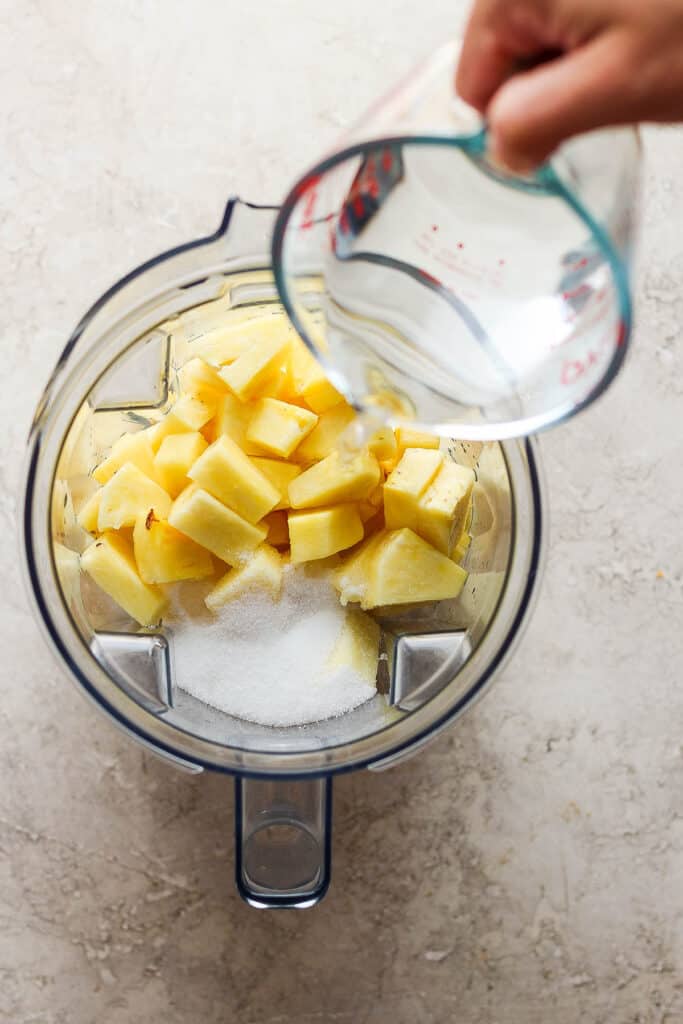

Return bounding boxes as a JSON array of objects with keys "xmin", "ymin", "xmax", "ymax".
[
  {"xmin": 22, "ymin": 200, "xmax": 544, "ymax": 907},
  {"xmin": 272, "ymin": 41, "xmax": 641, "ymax": 440}
]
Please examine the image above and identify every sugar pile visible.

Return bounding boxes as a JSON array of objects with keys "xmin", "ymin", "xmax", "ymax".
[{"xmin": 168, "ymin": 565, "xmax": 377, "ymax": 727}]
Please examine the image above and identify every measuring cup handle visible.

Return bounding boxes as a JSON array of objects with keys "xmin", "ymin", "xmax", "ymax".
[{"xmin": 234, "ymin": 776, "xmax": 332, "ymax": 908}]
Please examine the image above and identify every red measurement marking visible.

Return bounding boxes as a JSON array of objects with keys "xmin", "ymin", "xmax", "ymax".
[
  {"xmin": 339, "ymin": 208, "xmax": 350, "ymax": 234},
  {"xmin": 419, "ymin": 269, "xmax": 442, "ymax": 288},
  {"xmin": 498, "ymin": 258, "xmax": 505, "ymax": 266},
  {"xmin": 562, "ymin": 282, "xmax": 591, "ymax": 301},
  {"xmin": 368, "ymin": 177, "xmax": 379, "ymax": 199},
  {"xmin": 457, "ymin": 242, "xmax": 464, "ymax": 250},
  {"xmin": 616, "ymin": 320, "xmax": 627, "ymax": 347},
  {"xmin": 295, "ymin": 173, "xmax": 320, "ymax": 199},
  {"xmin": 432, "ymin": 224, "xmax": 439, "ymax": 232},
  {"xmin": 353, "ymin": 195, "xmax": 365, "ymax": 218},
  {"xmin": 381, "ymin": 149, "xmax": 393, "ymax": 172}
]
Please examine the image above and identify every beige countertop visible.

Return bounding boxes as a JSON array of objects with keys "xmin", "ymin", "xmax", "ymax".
[{"xmin": 3, "ymin": 2, "xmax": 683, "ymax": 1021}]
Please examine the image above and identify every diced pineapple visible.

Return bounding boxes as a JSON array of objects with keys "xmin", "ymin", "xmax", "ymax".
[
  {"xmin": 178, "ymin": 357, "xmax": 229, "ymax": 399},
  {"xmin": 395, "ymin": 426, "xmax": 440, "ymax": 454},
  {"xmin": 77, "ymin": 489, "xmax": 102, "ymax": 534},
  {"xmin": 97, "ymin": 463, "xmax": 172, "ymax": 531},
  {"xmin": 154, "ymin": 431, "xmax": 208, "ymax": 497},
  {"xmin": 246, "ymin": 398, "xmax": 318, "ymax": 458},
  {"xmin": 214, "ymin": 393, "xmax": 260, "ymax": 453},
  {"xmin": 294, "ymin": 403, "xmax": 356, "ymax": 463},
  {"xmin": 368, "ymin": 483, "xmax": 384, "ymax": 508},
  {"xmin": 54, "ymin": 541, "xmax": 81, "ymax": 600},
  {"xmin": 333, "ymin": 532, "xmax": 386, "ymax": 606},
  {"xmin": 327, "ymin": 608, "xmax": 380, "ymax": 685},
  {"xmin": 205, "ymin": 544, "xmax": 283, "ymax": 610},
  {"xmin": 416, "ymin": 461, "xmax": 476, "ymax": 555},
  {"xmin": 289, "ymin": 505, "xmax": 364, "ymax": 563},
  {"xmin": 81, "ymin": 532, "xmax": 166, "ymax": 626},
  {"xmin": 340, "ymin": 528, "xmax": 467, "ymax": 610},
  {"xmin": 191, "ymin": 327, "xmax": 250, "ymax": 366},
  {"xmin": 93, "ymin": 431, "xmax": 158, "ymax": 485},
  {"xmin": 358, "ymin": 501, "xmax": 378, "ymax": 523},
  {"xmin": 383, "ymin": 448, "xmax": 443, "ymax": 530},
  {"xmin": 146, "ymin": 413, "xmax": 194, "ymax": 452},
  {"xmin": 169, "ymin": 484, "xmax": 267, "ymax": 564},
  {"xmin": 219, "ymin": 333, "xmax": 290, "ymax": 400},
  {"xmin": 289, "ymin": 449, "xmax": 380, "ymax": 508},
  {"xmin": 133, "ymin": 513, "xmax": 214, "ymax": 584},
  {"xmin": 188, "ymin": 435, "xmax": 280, "ymax": 523},
  {"xmin": 172, "ymin": 393, "xmax": 216, "ymax": 430},
  {"xmin": 250, "ymin": 457, "xmax": 302, "ymax": 510},
  {"xmin": 263, "ymin": 510, "xmax": 290, "ymax": 547},
  {"xmin": 368, "ymin": 427, "xmax": 398, "ymax": 462},
  {"xmin": 287, "ymin": 338, "xmax": 344, "ymax": 413}
]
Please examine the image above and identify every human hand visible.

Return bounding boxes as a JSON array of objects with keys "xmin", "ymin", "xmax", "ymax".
[{"xmin": 456, "ymin": 0, "xmax": 683, "ymax": 170}]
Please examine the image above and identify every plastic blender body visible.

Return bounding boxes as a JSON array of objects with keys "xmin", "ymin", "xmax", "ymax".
[{"xmin": 22, "ymin": 200, "xmax": 544, "ymax": 906}]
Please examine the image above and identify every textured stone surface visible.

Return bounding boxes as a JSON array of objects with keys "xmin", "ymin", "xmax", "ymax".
[{"xmin": 3, "ymin": 2, "xmax": 683, "ymax": 1022}]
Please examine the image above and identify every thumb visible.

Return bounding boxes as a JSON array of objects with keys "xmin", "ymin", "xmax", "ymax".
[{"xmin": 487, "ymin": 30, "xmax": 635, "ymax": 171}]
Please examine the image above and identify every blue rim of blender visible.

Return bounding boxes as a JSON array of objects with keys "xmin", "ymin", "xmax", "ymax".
[
  {"xmin": 271, "ymin": 130, "xmax": 633, "ymax": 441},
  {"xmin": 23, "ymin": 197, "xmax": 545, "ymax": 779}
]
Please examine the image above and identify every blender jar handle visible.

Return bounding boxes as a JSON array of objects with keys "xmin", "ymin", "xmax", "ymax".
[{"xmin": 234, "ymin": 776, "xmax": 332, "ymax": 908}]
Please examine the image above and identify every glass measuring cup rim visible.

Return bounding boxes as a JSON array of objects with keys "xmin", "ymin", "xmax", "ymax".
[{"xmin": 271, "ymin": 127, "xmax": 635, "ymax": 441}]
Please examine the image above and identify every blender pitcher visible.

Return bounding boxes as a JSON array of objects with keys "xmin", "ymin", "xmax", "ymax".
[{"xmin": 22, "ymin": 200, "xmax": 544, "ymax": 907}]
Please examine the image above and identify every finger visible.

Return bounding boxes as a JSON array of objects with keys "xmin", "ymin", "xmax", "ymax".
[
  {"xmin": 456, "ymin": 24, "xmax": 519, "ymax": 113},
  {"xmin": 487, "ymin": 29, "xmax": 637, "ymax": 170}
]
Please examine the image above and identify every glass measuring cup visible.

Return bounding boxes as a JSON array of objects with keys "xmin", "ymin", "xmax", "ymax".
[
  {"xmin": 272, "ymin": 41, "xmax": 641, "ymax": 440},
  {"xmin": 22, "ymin": 200, "xmax": 544, "ymax": 907}
]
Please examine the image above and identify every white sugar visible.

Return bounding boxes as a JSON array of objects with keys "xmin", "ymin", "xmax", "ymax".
[{"xmin": 168, "ymin": 565, "xmax": 377, "ymax": 727}]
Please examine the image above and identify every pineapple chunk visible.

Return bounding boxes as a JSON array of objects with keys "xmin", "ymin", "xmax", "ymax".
[
  {"xmin": 172, "ymin": 393, "xmax": 216, "ymax": 430},
  {"xmin": 289, "ymin": 505, "xmax": 364, "ymax": 563},
  {"xmin": 169, "ymin": 484, "xmax": 267, "ymax": 564},
  {"xmin": 214, "ymin": 393, "xmax": 260, "ymax": 453},
  {"xmin": 154, "ymin": 431, "xmax": 208, "ymax": 497},
  {"xmin": 289, "ymin": 449, "xmax": 380, "ymax": 509},
  {"xmin": 246, "ymin": 398, "xmax": 318, "ymax": 458},
  {"xmin": 77, "ymin": 489, "xmax": 102, "ymax": 534},
  {"xmin": 358, "ymin": 501, "xmax": 378, "ymax": 523},
  {"xmin": 133, "ymin": 513, "xmax": 214, "ymax": 583},
  {"xmin": 93, "ymin": 431, "xmax": 158, "ymax": 485},
  {"xmin": 339, "ymin": 528, "xmax": 467, "ymax": 610},
  {"xmin": 395, "ymin": 426, "xmax": 440, "ymax": 454},
  {"xmin": 188, "ymin": 435, "xmax": 280, "ymax": 523},
  {"xmin": 97, "ymin": 463, "xmax": 171, "ymax": 531},
  {"xmin": 250, "ymin": 457, "xmax": 302, "ymax": 510},
  {"xmin": 333, "ymin": 532, "xmax": 386, "ymax": 606},
  {"xmin": 179, "ymin": 356, "xmax": 229, "ymax": 399},
  {"xmin": 263, "ymin": 510, "xmax": 290, "ymax": 547},
  {"xmin": 327, "ymin": 608, "xmax": 380, "ymax": 685},
  {"xmin": 452, "ymin": 529, "xmax": 471, "ymax": 564},
  {"xmin": 416, "ymin": 461, "xmax": 476, "ymax": 555},
  {"xmin": 368, "ymin": 427, "xmax": 398, "ymax": 462},
  {"xmin": 287, "ymin": 338, "xmax": 344, "ymax": 413},
  {"xmin": 294, "ymin": 403, "xmax": 356, "ymax": 463},
  {"xmin": 191, "ymin": 327, "xmax": 250, "ymax": 366},
  {"xmin": 205, "ymin": 543, "xmax": 283, "ymax": 610},
  {"xmin": 219, "ymin": 333, "xmax": 289, "ymax": 400},
  {"xmin": 146, "ymin": 413, "xmax": 194, "ymax": 452},
  {"xmin": 383, "ymin": 448, "xmax": 443, "ymax": 530},
  {"xmin": 81, "ymin": 532, "xmax": 166, "ymax": 626}
]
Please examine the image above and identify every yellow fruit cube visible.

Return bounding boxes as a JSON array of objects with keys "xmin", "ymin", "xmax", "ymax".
[
  {"xmin": 93, "ymin": 431, "xmax": 158, "ymax": 485},
  {"xmin": 452, "ymin": 529, "xmax": 471, "ymax": 564},
  {"xmin": 191, "ymin": 327, "xmax": 250, "ymax": 366},
  {"xmin": 169, "ymin": 484, "xmax": 267, "ymax": 564},
  {"xmin": 383, "ymin": 448, "xmax": 443, "ymax": 530},
  {"xmin": 368, "ymin": 427, "xmax": 398, "ymax": 462},
  {"xmin": 171, "ymin": 393, "xmax": 216, "ymax": 430},
  {"xmin": 133, "ymin": 513, "xmax": 214, "ymax": 583},
  {"xmin": 178, "ymin": 357, "xmax": 229, "ymax": 399},
  {"xmin": 343, "ymin": 528, "xmax": 467, "ymax": 610},
  {"xmin": 287, "ymin": 338, "xmax": 344, "ymax": 413},
  {"xmin": 205, "ymin": 544, "xmax": 283, "ymax": 610},
  {"xmin": 358, "ymin": 501, "xmax": 378, "ymax": 523},
  {"xmin": 154, "ymin": 431, "xmax": 208, "ymax": 497},
  {"xmin": 289, "ymin": 505, "xmax": 364, "ymax": 563},
  {"xmin": 219, "ymin": 333, "xmax": 290, "ymax": 400},
  {"xmin": 188, "ymin": 435, "xmax": 280, "ymax": 523},
  {"xmin": 77, "ymin": 489, "xmax": 102, "ymax": 534},
  {"xmin": 146, "ymin": 413, "xmax": 194, "ymax": 452},
  {"xmin": 249, "ymin": 457, "xmax": 302, "ymax": 510},
  {"xmin": 246, "ymin": 398, "xmax": 318, "ymax": 458},
  {"xmin": 416, "ymin": 461, "xmax": 476, "ymax": 555},
  {"xmin": 327, "ymin": 608, "xmax": 380, "ymax": 685},
  {"xmin": 294, "ymin": 403, "xmax": 356, "ymax": 463},
  {"xmin": 97, "ymin": 463, "xmax": 172, "ymax": 531},
  {"xmin": 333, "ymin": 532, "xmax": 386, "ymax": 607},
  {"xmin": 289, "ymin": 449, "xmax": 380, "ymax": 509},
  {"xmin": 213, "ymin": 393, "xmax": 259, "ymax": 452},
  {"xmin": 81, "ymin": 531, "xmax": 166, "ymax": 626},
  {"xmin": 395, "ymin": 426, "xmax": 440, "ymax": 454}
]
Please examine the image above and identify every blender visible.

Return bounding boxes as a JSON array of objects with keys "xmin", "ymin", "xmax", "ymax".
[{"xmin": 22, "ymin": 200, "xmax": 544, "ymax": 907}]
